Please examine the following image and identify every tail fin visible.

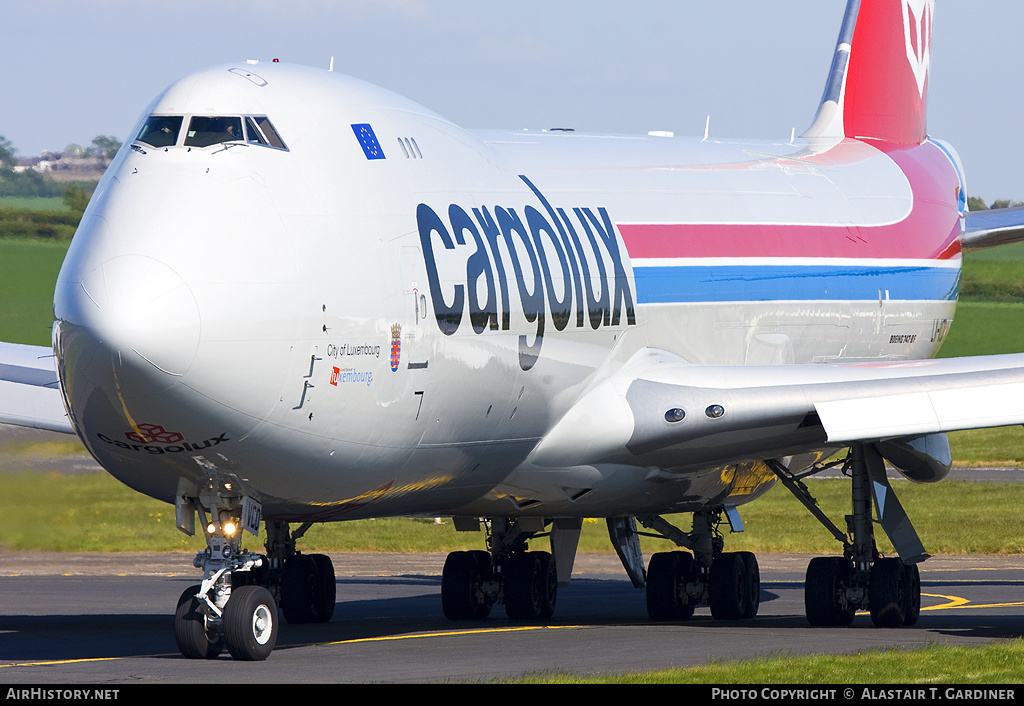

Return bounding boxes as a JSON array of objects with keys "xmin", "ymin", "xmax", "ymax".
[{"xmin": 804, "ymin": 0, "xmax": 932, "ymax": 145}]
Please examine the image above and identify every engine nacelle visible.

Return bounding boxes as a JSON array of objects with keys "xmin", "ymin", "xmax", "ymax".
[{"xmin": 873, "ymin": 433, "xmax": 952, "ymax": 483}]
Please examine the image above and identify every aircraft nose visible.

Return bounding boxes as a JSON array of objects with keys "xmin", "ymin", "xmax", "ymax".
[{"xmin": 62, "ymin": 253, "xmax": 201, "ymax": 378}]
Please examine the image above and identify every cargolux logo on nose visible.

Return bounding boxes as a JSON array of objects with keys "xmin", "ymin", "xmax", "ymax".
[
  {"xmin": 126, "ymin": 423, "xmax": 183, "ymax": 444},
  {"xmin": 99, "ymin": 427, "xmax": 230, "ymax": 455}
]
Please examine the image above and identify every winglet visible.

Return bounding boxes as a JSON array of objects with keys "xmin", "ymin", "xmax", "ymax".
[{"xmin": 804, "ymin": 0, "xmax": 933, "ymax": 145}]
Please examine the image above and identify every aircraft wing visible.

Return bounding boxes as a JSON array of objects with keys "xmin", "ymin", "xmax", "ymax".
[
  {"xmin": 962, "ymin": 206, "xmax": 1024, "ymax": 251},
  {"xmin": 0, "ymin": 342, "xmax": 74, "ymax": 434},
  {"xmin": 528, "ymin": 349, "xmax": 1024, "ymax": 473}
]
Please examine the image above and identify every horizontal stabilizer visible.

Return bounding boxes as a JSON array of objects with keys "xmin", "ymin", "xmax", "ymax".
[
  {"xmin": 0, "ymin": 342, "xmax": 74, "ymax": 434},
  {"xmin": 961, "ymin": 206, "xmax": 1024, "ymax": 251}
]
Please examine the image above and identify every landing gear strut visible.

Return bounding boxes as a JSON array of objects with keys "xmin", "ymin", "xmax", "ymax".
[
  {"xmin": 172, "ymin": 488, "xmax": 273, "ymax": 660},
  {"xmin": 441, "ymin": 517, "xmax": 573, "ymax": 622},
  {"xmin": 634, "ymin": 510, "xmax": 760, "ymax": 622},
  {"xmin": 172, "ymin": 483, "xmax": 336, "ymax": 660},
  {"xmin": 267, "ymin": 521, "xmax": 336, "ymax": 624},
  {"xmin": 769, "ymin": 443, "xmax": 925, "ymax": 628}
]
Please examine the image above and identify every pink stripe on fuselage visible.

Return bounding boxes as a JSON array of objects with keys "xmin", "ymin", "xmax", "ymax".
[{"xmin": 618, "ymin": 142, "xmax": 961, "ymax": 262}]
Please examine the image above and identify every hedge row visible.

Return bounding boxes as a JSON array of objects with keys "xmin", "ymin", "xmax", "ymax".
[{"xmin": 0, "ymin": 207, "xmax": 81, "ymax": 240}]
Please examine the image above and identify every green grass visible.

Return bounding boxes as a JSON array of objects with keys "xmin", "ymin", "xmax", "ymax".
[
  {"xmin": 938, "ymin": 254, "xmax": 1024, "ymax": 461},
  {"xmin": 0, "ymin": 436, "xmax": 85, "ymax": 457},
  {"xmin": 0, "ymin": 208, "xmax": 80, "ymax": 240},
  {"xmin": 967, "ymin": 240, "xmax": 1024, "ymax": 261},
  {"xmin": 0, "ymin": 238, "xmax": 69, "ymax": 345},
  {"xmin": 948, "ymin": 426, "xmax": 1024, "ymax": 465},
  {"xmin": 510, "ymin": 640, "xmax": 1024, "ymax": 683},
  {"xmin": 936, "ymin": 302, "xmax": 1024, "ymax": 358},
  {"xmin": 0, "ymin": 196, "xmax": 69, "ymax": 212},
  {"xmin": 0, "ymin": 472, "xmax": 205, "ymax": 552},
  {"xmin": 960, "ymin": 260, "xmax": 1024, "ymax": 301},
  {"xmin": 716, "ymin": 478, "xmax": 1024, "ymax": 556},
  {"xmin": 3, "ymin": 473, "xmax": 1023, "ymax": 555}
]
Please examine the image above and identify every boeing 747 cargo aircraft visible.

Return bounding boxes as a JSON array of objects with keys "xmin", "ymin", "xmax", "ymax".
[{"xmin": 3, "ymin": 0, "xmax": 1024, "ymax": 660}]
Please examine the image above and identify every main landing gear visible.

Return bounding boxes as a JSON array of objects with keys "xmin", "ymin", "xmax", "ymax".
[
  {"xmin": 440, "ymin": 513, "xmax": 761, "ymax": 625},
  {"xmin": 440, "ymin": 517, "xmax": 572, "ymax": 622},
  {"xmin": 172, "ymin": 484, "xmax": 336, "ymax": 660},
  {"xmin": 769, "ymin": 443, "xmax": 926, "ymax": 628},
  {"xmin": 625, "ymin": 511, "xmax": 761, "ymax": 622}
]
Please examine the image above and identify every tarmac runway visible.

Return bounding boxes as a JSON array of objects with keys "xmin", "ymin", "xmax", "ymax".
[
  {"xmin": 1, "ymin": 552, "xmax": 1023, "ymax": 683},
  {"xmin": 3, "ymin": 424, "xmax": 1024, "ymax": 682}
]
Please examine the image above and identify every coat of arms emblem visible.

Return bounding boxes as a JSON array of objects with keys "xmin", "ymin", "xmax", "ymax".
[{"xmin": 390, "ymin": 323, "xmax": 401, "ymax": 372}]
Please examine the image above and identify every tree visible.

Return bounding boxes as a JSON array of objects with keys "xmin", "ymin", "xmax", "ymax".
[
  {"xmin": 88, "ymin": 135, "xmax": 122, "ymax": 160},
  {"xmin": 966, "ymin": 196, "xmax": 988, "ymax": 211},
  {"xmin": 990, "ymin": 199, "xmax": 1024, "ymax": 210},
  {"xmin": 63, "ymin": 184, "xmax": 92, "ymax": 213},
  {"xmin": 0, "ymin": 135, "xmax": 15, "ymax": 169}
]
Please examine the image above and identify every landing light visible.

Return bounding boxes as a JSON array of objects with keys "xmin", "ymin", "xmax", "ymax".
[
  {"xmin": 665, "ymin": 408, "xmax": 686, "ymax": 423},
  {"xmin": 205, "ymin": 521, "xmax": 239, "ymax": 536},
  {"xmin": 705, "ymin": 405, "xmax": 726, "ymax": 418}
]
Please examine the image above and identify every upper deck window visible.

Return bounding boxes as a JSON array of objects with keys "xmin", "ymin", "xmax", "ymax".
[
  {"xmin": 185, "ymin": 116, "xmax": 244, "ymax": 148},
  {"xmin": 135, "ymin": 115, "xmax": 182, "ymax": 148}
]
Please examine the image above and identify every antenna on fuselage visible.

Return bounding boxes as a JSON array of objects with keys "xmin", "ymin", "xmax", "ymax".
[
  {"xmin": 702, "ymin": 115, "xmax": 710, "ymax": 142},
  {"xmin": 329, "ymin": 56, "xmax": 335, "ymax": 72}
]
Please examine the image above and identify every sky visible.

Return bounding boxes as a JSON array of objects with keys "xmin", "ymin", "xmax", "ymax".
[{"xmin": 1, "ymin": 0, "xmax": 1021, "ymax": 202}]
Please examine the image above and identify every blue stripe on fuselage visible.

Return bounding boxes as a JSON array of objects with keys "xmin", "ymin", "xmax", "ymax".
[{"xmin": 632, "ymin": 264, "xmax": 960, "ymax": 303}]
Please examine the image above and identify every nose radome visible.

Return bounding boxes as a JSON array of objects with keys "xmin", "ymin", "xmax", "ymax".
[{"xmin": 75, "ymin": 255, "xmax": 201, "ymax": 377}]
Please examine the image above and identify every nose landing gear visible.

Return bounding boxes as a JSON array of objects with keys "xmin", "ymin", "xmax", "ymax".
[
  {"xmin": 172, "ymin": 488, "xmax": 273, "ymax": 660},
  {"xmin": 222, "ymin": 585, "xmax": 279, "ymax": 661},
  {"xmin": 173, "ymin": 486, "xmax": 334, "ymax": 661}
]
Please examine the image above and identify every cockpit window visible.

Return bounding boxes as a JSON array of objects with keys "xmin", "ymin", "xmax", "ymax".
[
  {"xmin": 136, "ymin": 115, "xmax": 182, "ymax": 148},
  {"xmin": 249, "ymin": 116, "xmax": 287, "ymax": 150},
  {"xmin": 245, "ymin": 117, "xmax": 268, "ymax": 146},
  {"xmin": 133, "ymin": 114, "xmax": 287, "ymax": 152},
  {"xmin": 184, "ymin": 116, "xmax": 244, "ymax": 147}
]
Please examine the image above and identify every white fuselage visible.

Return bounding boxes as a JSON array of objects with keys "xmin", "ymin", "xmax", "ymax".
[{"xmin": 52, "ymin": 63, "xmax": 962, "ymax": 522}]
